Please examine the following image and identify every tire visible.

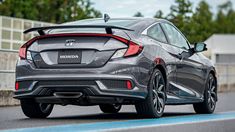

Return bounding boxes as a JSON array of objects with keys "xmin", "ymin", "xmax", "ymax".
[
  {"xmin": 99, "ymin": 104, "xmax": 122, "ymax": 113},
  {"xmin": 135, "ymin": 68, "xmax": 166, "ymax": 118},
  {"xmin": 20, "ymin": 99, "xmax": 54, "ymax": 118},
  {"xmin": 193, "ymin": 73, "xmax": 217, "ymax": 114}
]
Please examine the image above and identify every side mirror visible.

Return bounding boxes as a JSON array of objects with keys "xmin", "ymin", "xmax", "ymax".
[{"xmin": 194, "ymin": 42, "xmax": 207, "ymax": 53}]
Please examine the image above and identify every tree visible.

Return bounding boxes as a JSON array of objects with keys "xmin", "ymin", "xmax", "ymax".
[
  {"xmin": 167, "ymin": 0, "xmax": 193, "ymax": 42},
  {"xmin": 0, "ymin": 0, "xmax": 102, "ymax": 23},
  {"xmin": 215, "ymin": 1, "xmax": 235, "ymax": 34},
  {"xmin": 167, "ymin": 0, "xmax": 192, "ymax": 21},
  {"xmin": 154, "ymin": 10, "xmax": 164, "ymax": 18},
  {"xmin": 187, "ymin": 1, "xmax": 214, "ymax": 43},
  {"xmin": 133, "ymin": 12, "xmax": 144, "ymax": 17}
]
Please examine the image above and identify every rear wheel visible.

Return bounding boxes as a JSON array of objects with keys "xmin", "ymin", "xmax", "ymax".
[
  {"xmin": 135, "ymin": 68, "xmax": 166, "ymax": 118},
  {"xmin": 20, "ymin": 99, "xmax": 54, "ymax": 118},
  {"xmin": 99, "ymin": 104, "xmax": 122, "ymax": 113},
  {"xmin": 193, "ymin": 73, "xmax": 217, "ymax": 114}
]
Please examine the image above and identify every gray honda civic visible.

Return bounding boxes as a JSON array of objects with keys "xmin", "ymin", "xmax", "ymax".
[{"xmin": 14, "ymin": 17, "xmax": 217, "ymax": 118}]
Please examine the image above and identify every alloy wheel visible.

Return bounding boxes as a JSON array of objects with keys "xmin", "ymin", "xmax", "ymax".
[
  {"xmin": 152, "ymin": 72, "xmax": 166, "ymax": 114},
  {"xmin": 207, "ymin": 75, "xmax": 217, "ymax": 110}
]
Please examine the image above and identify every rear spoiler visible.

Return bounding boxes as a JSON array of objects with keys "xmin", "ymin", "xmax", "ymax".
[{"xmin": 23, "ymin": 25, "xmax": 134, "ymax": 35}]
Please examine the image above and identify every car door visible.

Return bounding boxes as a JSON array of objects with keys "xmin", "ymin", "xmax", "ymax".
[
  {"xmin": 145, "ymin": 23, "xmax": 179, "ymax": 97},
  {"xmin": 161, "ymin": 23, "xmax": 205, "ymax": 100}
]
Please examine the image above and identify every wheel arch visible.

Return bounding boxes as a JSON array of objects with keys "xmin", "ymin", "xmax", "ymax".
[
  {"xmin": 152, "ymin": 58, "xmax": 167, "ymax": 91},
  {"xmin": 209, "ymin": 69, "xmax": 218, "ymax": 101},
  {"xmin": 208, "ymin": 67, "xmax": 217, "ymax": 88}
]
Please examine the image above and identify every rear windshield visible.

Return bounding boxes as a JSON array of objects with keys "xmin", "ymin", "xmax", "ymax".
[
  {"xmin": 64, "ymin": 19, "xmax": 138, "ymax": 27},
  {"xmin": 49, "ymin": 19, "xmax": 138, "ymax": 34}
]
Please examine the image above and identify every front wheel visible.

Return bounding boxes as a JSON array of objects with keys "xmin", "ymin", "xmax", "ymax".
[
  {"xmin": 20, "ymin": 99, "xmax": 54, "ymax": 118},
  {"xmin": 193, "ymin": 73, "xmax": 217, "ymax": 114},
  {"xmin": 135, "ymin": 68, "xmax": 166, "ymax": 118}
]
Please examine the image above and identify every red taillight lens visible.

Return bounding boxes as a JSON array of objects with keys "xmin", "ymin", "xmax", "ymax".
[
  {"xmin": 124, "ymin": 41, "xmax": 143, "ymax": 57},
  {"xmin": 19, "ymin": 45, "xmax": 26, "ymax": 59},
  {"xmin": 19, "ymin": 36, "xmax": 37, "ymax": 59},
  {"xmin": 126, "ymin": 80, "xmax": 133, "ymax": 90},
  {"xmin": 15, "ymin": 82, "xmax": 19, "ymax": 91}
]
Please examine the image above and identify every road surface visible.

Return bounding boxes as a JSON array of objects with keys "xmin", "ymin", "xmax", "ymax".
[{"xmin": 0, "ymin": 92, "xmax": 235, "ymax": 131}]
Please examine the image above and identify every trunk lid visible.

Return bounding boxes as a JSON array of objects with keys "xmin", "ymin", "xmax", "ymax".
[{"xmin": 28, "ymin": 33, "xmax": 129, "ymax": 68}]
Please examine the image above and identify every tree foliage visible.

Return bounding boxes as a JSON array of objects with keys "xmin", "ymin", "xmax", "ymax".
[
  {"xmin": 133, "ymin": 12, "xmax": 144, "ymax": 17},
  {"xmin": 0, "ymin": 0, "xmax": 102, "ymax": 23},
  {"xmin": 215, "ymin": 1, "xmax": 235, "ymax": 34},
  {"xmin": 1, "ymin": 0, "xmax": 235, "ymax": 43},
  {"xmin": 154, "ymin": 10, "xmax": 164, "ymax": 18},
  {"xmin": 152, "ymin": 0, "xmax": 235, "ymax": 43},
  {"xmin": 187, "ymin": 1, "xmax": 214, "ymax": 43},
  {"xmin": 167, "ymin": 0, "xmax": 193, "ymax": 42}
]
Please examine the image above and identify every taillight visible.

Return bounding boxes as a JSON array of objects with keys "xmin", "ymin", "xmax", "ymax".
[
  {"xmin": 124, "ymin": 41, "xmax": 143, "ymax": 57},
  {"xmin": 111, "ymin": 41, "xmax": 143, "ymax": 59},
  {"xmin": 111, "ymin": 35, "xmax": 143, "ymax": 57},
  {"xmin": 19, "ymin": 37, "xmax": 37, "ymax": 59},
  {"xmin": 15, "ymin": 81, "xmax": 19, "ymax": 91},
  {"xmin": 19, "ymin": 45, "xmax": 27, "ymax": 59}
]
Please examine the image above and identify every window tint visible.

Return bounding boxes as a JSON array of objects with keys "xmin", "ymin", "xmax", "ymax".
[
  {"xmin": 64, "ymin": 19, "xmax": 138, "ymax": 27},
  {"xmin": 161, "ymin": 23, "xmax": 189, "ymax": 49},
  {"xmin": 147, "ymin": 24, "xmax": 167, "ymax": 43}
]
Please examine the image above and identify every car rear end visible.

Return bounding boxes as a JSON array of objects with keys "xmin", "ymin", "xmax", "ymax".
[{"xmin": 14, "ymin": 19, "xmax": 149, "ymax": 106}]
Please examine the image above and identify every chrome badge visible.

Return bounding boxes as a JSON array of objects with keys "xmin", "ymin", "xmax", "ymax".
[{"xmin": 65, "ymin": 39, "xmax": 76, "ymax": 47}]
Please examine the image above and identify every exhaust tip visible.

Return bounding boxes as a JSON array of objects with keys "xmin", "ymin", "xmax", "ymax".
[{"xmin": 53, "ymin": 92, "xmax": 83, "ymax": 99}]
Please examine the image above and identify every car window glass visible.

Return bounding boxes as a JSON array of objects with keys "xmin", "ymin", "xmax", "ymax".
[
  {"xmin": 161, "ymin": 23, "xmax": 189, "ymax": 49},
  {"xmin": 147, "ymin": 24, "xmax": 167, "ymax": 43},
  {"xmin": 50, "ymin": 19, "xmax": 139, "ymax": 34}
]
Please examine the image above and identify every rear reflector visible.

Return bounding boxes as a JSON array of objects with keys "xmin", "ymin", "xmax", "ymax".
[
  {"xmin": 15, "ymin": 82, "xmax": 19, "ymax": 91},
  {"xmin": 126, "ymin": 80, "xmax": 133, "ymax": 90}
]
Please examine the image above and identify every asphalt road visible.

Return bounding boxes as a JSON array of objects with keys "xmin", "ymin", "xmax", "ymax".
[{"xmin": 0, "ymin": 92, "xmax": 235, "ymax": 131}]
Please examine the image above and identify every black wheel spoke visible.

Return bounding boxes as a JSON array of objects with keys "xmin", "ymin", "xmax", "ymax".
[
  {"xmin": 153, "ymin": 89, "xmax": 158, "ymax": 97},
  {"xmin": 153, "ymin": 98, "xmax": 157, "ymax": 108},
  {"xmin": 152, "ymin": 71, "xmax": 165, "ymax": 114},
  {"xmin": 207, "ymin": 75, "xmax": 216, "ymax": 110},
  {"xmin": 158, "ymin": 84, "xmax": 164, "ymax": 91},
  {"xmin": 158, "ymin": 97, "xmax": 164, "ymax": 107},
  {"xmin": 211, "ymin": 91, "xmax": 216, "ymax": 97},
  {"xmin": 154, "ymin": 74, "xmax": 159, "ymax": 89},
  {"xmin": 208, "ymin": 97, "xmax": 211, "ymax": 103},
  {"xmin": 211, "ymin": 97, "xmax": 215, "ymax": 104},
  {"xmin": 157, "ymin": 91, "xmax": 165, "ymax": 98}
]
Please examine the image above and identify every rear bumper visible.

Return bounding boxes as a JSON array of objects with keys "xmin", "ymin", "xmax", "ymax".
[
  {"xmin": 14, "ymin": 74, "xmax": 147, "ymax": 100},
  {"xmin": 14, "ymin": 58, "xmax": 151, "ymax": 103}
]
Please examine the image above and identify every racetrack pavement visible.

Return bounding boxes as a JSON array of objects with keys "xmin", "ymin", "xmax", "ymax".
[{"xmin": 0, "ymin": 92, "xmax": 235, "ymax": 131}]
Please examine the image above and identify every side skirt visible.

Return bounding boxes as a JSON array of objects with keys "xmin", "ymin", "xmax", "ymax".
[{"xmin": 166, "ymin": 92, "xmax": 203, "ymax": 105}]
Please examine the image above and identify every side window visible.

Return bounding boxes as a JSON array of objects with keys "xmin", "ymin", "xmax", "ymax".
[
  {"xmin": 161, "ymin": 23, "xmax": 189, "ymax": 49},
  {"xmin": 147, "ymin": 24, "xmax": 167, "ymax": 43}
]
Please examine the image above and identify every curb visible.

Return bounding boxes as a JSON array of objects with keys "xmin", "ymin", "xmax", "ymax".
[{"xmin": 0, "ymin": 90, "xmax": 19, "ymax": 106}]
